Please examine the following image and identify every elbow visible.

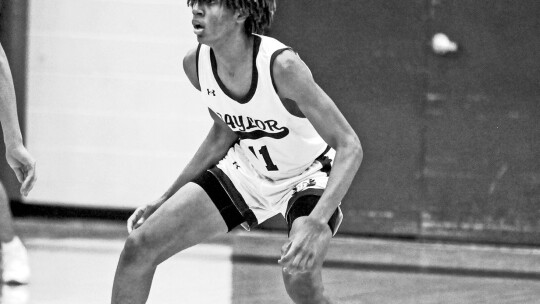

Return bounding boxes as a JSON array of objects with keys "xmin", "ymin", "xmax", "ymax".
[
  {"xmin": 351, "ymin": 135, "xmax": 363, "ymax": 167},
  {"xmin": 339, "ymin": 134, "xmax": 363, "ymax": 167}
]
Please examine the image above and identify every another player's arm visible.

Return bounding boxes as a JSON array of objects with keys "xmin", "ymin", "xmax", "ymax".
[
  {"xmin": 0, "ymin": 43, "xmax": 36, "ymax": 195},
  {"xmin": 273, "ymin": 50, "xmax": 363, "ymax": 226},
  {"xmin": 0, "ymin": 43, "xmax": 21, "ymax": 146}
]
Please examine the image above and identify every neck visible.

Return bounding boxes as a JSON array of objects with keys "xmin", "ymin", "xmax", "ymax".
[{"xmin": 211, "ymin": 33, "xmax": 254, "ymax": 73}]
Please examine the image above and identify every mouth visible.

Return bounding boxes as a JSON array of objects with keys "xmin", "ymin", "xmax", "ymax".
[{"xmin": 192, "ymin": 20, "xmax": 205, "ymax": 34}]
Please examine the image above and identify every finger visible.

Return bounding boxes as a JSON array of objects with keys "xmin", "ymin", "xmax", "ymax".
[
  {"xmin": 127, "ymin": 216, "xmax": 136, "ymax": 233},
  {"xmin": 288, "ymin": 253, "xmax": 307, "ymax": 275},
  {"xmin": 127, "ymin": 215, "xmax": 136, "ymax": 233},
  {"xmin": 13, "ymin": 168, "xmax": 27, "ymax": 196},
  {"xmin": 303, "ymin": 251, "xmax": 318, "ymax": 273},
  {"xmin": 13, "ymin": 167, "xmax": 24, "ymax": 184},
  {"xmin": 127, "ymin": 216, "xmax": 142, "ymax": 233},
  {"xmin": 279, "ymin": 243, "xmax": 299, "ymax": 266},
  {"xmin": 133, "ymin": 217, "xmax": 146, "ymax": 230},
  {"xmin": 280, "ymin": 241, "xmax": 292, "ymax": 256},
  {"xmin": 304, "ymin": 253, "xmax": 316, "ymax": 271},
  {"xmin": 127, "ymin": 221, "xmax": 133, "ymax": 233},
  {"xmin": 134, "ymin": 208, "xmax": 150, "ymax": 228},
  {"xmin": 278, "ymin": 242, "xmax": 292, "ymax": 264},
  {"xmin": 127, "ymin": 208, "xmax": 144, "ymax": 233},
  {"xmin": 20, "ymin": 165, "xmax": 37, "ymax": 196}
]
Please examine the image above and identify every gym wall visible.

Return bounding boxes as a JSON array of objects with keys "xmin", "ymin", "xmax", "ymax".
[
  {"xmin": 1, "ymin": 0, "xmax": 539, "ymax": 244},
  {"xmin": 266, "ymin": 0, "xmax": 540, "ymax": 244}
]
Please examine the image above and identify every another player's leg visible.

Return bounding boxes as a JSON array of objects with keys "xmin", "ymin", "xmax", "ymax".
[
  {"xmin": 0, "ymin": 182, "xmax": 30, "ymax": 284},
  {"xmin": 281, "ymin": 195, "xmax": 341, "ymax": 304},
  {"xmin": 0, "ymin": 182, "xmax": 16, "ymax": 243},
  {"xmin": 111, "ymin": 182, "xmax": 229, "ymax": 304}
]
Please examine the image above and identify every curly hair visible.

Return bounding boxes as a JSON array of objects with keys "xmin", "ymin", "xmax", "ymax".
[{"xmin": 187, "ymin": 0, "xmax": 276, "ymax": 34}]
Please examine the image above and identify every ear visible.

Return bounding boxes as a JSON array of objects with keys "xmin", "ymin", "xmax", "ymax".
[{"xmin": 235, "ymin": 8, "xmax": 249, "ymax": 23}]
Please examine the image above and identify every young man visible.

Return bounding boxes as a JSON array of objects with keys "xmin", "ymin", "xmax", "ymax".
[
  {"xmin": 0, "ymin": 41, "xmax": 37, "ymax": 284},
  {"xmin": 111, "ymin": 1, "xmax": 362, "ymax": 303}
]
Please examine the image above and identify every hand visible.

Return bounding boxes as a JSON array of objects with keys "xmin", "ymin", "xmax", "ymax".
[
  {"xmin": 278, "ymin": 216, "xmax": 332, "ymax": 275},
  {"xmin": 127, "ymin": 203, "xmax": 159, "ymax": 233},
  {"xmin": 5, "ymin": 143, "xmax": 36, "ymax": 196}
]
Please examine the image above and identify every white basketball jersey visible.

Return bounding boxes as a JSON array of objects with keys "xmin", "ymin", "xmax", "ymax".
[{"xmin": 197, "ymin": 34, "xmax": 330, "ymax": 181}]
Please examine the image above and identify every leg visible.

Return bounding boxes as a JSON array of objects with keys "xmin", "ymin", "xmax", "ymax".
[
  {"xmin": 0, "ymin": 181, "xmax": 30, "ymax": 284},
  {"xmin": 111, "ymin": 182, "xmax": 228, "ymax": 304},
  {"xmin": 282, "ymin": 194, "xmax": 341, "ymax": 304},
  {"xmin": 0, "ymin": 182, "xmax": 16, "ymax": 243},
  {"xmin": 282, "ymin": 224, "xmax": 333, "ymax": 304}
]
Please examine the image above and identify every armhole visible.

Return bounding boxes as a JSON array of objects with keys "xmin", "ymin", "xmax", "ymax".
[
  {"xmin": 270, "ymin": 47, "xmax": 293, "ymax": 94},
  {"xmin": 195, "ymin": 43, "xmax": 202, "ymax": 82},
  {"xmin": 270, "ymin": 47, "xmax": 306, "ymax": 118}
]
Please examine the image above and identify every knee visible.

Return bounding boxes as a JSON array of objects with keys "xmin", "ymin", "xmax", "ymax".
[
  {"xmin": 120, "ymin": 232, "xmax": 156, "ymax": 267},
  {"xmin": 283, "ymin": 270, "xmax": 326, "ymax": 304}
]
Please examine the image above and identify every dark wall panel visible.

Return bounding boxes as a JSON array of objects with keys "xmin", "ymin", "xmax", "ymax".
[
  {"xmin": 421, "ymin": 0, "xmax": 540, "ymax": 243},
  {"xmin": 264, "ymin": 0, "xmax": 427, "ymax": 235},
  {"xmin": 265, "ymin": 0, "xmax": 540, "ymax": 245}
]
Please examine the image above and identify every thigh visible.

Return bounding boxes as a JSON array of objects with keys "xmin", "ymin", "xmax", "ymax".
[
  {"xmin": 130, "ymin": 182, "xmax": 228, "ymax": 264},
  {"xmin": 285, "ymin": 193, "xmax": 343, "ymax": 237}
]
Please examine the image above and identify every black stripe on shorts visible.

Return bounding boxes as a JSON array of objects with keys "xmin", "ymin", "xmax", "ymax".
[
  {"xmin": 191, "ymin": 169, "xmax": 243, "ymax": 232},
  {"xmin": 208, "ymin": 167, "xmax": 258, "ymax": 229},
  {"xmin": 285, "ymin": 188, "xmax": 341, "ymax": 236},
  {"xmin": 192, "ymin": 166, "xmax": 258, "ymax": 231}
]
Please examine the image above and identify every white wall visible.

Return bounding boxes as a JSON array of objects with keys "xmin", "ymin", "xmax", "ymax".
[{"xmin": 25, "ymin": 0, "xmax": 209, "ymax": 208}]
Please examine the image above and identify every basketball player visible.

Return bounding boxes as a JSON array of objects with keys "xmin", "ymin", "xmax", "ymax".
[
  {"xmin": 0, "ymin": 41, "xmax": 36, "ymax": 284},
  {"xmin": 111, "ymin": 1, "xmax": 362, "ymax": 303}
]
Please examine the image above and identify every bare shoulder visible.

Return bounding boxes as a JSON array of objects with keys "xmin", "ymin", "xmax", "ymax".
[
  {"xmin": 0, "ymin": 43, "xmax": 9, "ymax": 66},
  {"xmin": 273, "ymin": 49, "xmax": 312, "ymax": 79},
  {"xmin": 272, "ymin": 49, "xmax": 315, "ymax": 99},
  {"xmin": 183, "ymin": 45, "xmax": 201, "ymax": 91}
]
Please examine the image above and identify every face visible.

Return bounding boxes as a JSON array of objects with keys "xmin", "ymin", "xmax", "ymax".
[{"xmin": 190, "ymin": 0, "xmax": 242, "ymax": 45}]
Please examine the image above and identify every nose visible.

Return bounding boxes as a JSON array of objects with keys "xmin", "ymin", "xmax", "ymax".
[{"xmin": 192, "ymin": 3, "xmax": 204, "ymax": 16}]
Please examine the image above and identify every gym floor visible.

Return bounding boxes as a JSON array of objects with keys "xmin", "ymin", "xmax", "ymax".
[{"xmin": 2, "ymin": 218, "xmax": 540, "ymax": 304}]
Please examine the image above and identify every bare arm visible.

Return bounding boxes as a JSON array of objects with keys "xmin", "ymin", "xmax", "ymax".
[
  {"xmin": 275, "ymin": 50, "xmax": 362, "ymax": 274},
  {"xmin": 128, "ymin": 109, "xmax": 238, "ymax": 232},
  {"xmin": 0, "ymin": 43, "xmax": 36, "ymax": 195},
  {"xmin": 156, "ymin": 110, "xmax": 238, "ymax": 204},
  {"xmin": 128, "ymin": 46, "xmax": 238, "ymax": 232},
  {"xmin": 0, "ymin": 43, "xmax": 21, "ymax": 145},
  {"xmin": 158, "ymin": 46, "xmax": 237, "ymax": 204},
  {"xmin": 274, "ymin": 50, "xmax": 363, "ymax": 224}
]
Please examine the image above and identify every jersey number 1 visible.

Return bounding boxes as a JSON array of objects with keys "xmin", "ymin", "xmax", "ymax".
[{"xmin": 249, "ymin": 145, "xmax": 279, "ymax": 171}]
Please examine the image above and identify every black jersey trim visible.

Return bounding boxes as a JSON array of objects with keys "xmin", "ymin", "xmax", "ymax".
[
  {"xmin": 210, "ymin": 35, "xmax": 261, "ymax": 104},
  {"xmin": 270, "ymin": 47, "xmax": 293, "ymax": 94},
  {"xmin": 195, "ymin": 43, "xmax": 202, "ymax": 83}
]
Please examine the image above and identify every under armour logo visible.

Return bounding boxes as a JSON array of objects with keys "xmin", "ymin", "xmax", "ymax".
[
  {"xmin": 233, "ymin": 161, "xmax": 240, "ymax": 169},
  {"xmin": 207, "ymin": 89, "xmax": 216, "ymax": 96}
]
